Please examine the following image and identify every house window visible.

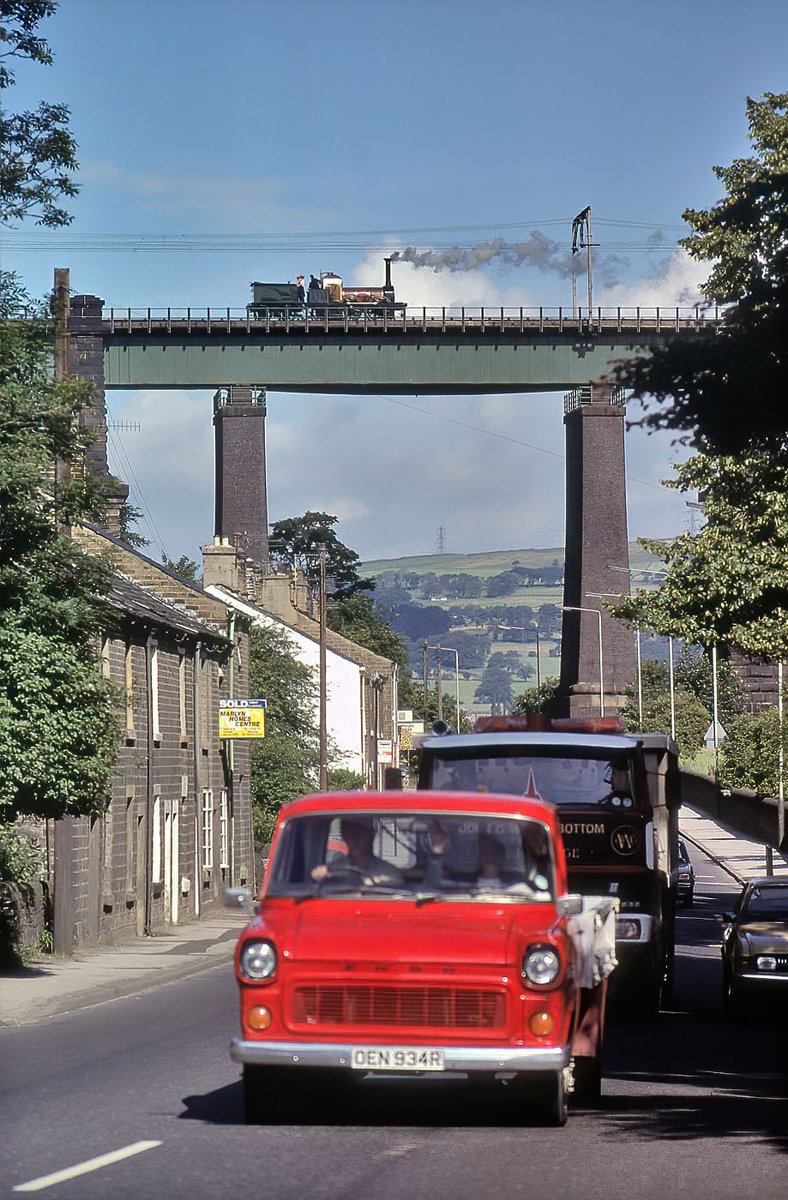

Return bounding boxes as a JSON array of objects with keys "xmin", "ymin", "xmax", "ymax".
[
  {"xmin": 219, "ymin": 789, "xmax": 230, "ymax": 871},
  {"xmin": 125, "ymin": 792, "xmax": 136, "ymax": 895},
  {"xmin": 152, "ymin": 790, "xmax": 162, "ymax": 883},
  {"xmin": 150, "ymin": 641, "xmax": 161, "ymax": 744},
  {"xmin": 202, "ymin": 789, "xmax": 214, "ymax": 870},
  {"xmin": 178, "ymin": 648, "xmax": 188, "ymax": 742},
  {"xmin": 125, "ymin": 644, "xmax": 135, "ymax": 738},
  {"xmin": 199, "ymin": 650, "xmax": 210, "ymax": 748}
]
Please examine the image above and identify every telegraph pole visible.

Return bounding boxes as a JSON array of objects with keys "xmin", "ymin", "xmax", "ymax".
[{"xmin": 319, "ymin": 545, "xmax": 328, "ymax": 790}]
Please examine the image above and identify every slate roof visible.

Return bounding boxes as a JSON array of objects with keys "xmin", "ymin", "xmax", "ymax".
[{"xmin": 105, "ymin": 574, "xmax": 230, "ymax": 645}]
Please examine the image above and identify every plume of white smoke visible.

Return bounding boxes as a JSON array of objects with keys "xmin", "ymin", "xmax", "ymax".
[
  {"xmin": 391, "ymin": 232, "xmax": 630, "ymax": 289},
  {"xmin": 601, "ymin": 247, "xmax": 705, "ymax": 308}
]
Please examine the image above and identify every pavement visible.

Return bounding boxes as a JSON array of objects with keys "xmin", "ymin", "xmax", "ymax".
[
  {"xmin": 0, "ymin": 910, "xmax": 249, "ymax": 1028},
  {"xmin": 1, "ymin": 808, "xmax": 787, "ymax": 1029}
]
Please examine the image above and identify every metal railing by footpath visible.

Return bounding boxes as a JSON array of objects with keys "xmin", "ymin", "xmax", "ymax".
[{"xmin": 680, "ymin": 768, "xmax": 787, "ymax": 858}]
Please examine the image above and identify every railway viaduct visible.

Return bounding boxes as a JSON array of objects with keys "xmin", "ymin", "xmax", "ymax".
[{"xmin": 62, "ymin": 279, "xmax": 719, "ymax": 716}]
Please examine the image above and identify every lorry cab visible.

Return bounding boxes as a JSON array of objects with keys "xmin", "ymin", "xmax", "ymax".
[{"xmin": 416, "ymin": 717, "xmax": 680, "ymax": 1018}]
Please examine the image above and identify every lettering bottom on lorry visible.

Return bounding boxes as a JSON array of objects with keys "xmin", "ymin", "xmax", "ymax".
[{"xmin": 351, "ymin": 1046, "xmax": 445, "ymax": 1071}]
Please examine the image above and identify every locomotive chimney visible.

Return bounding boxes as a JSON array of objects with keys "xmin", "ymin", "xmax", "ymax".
[{"xmin": 383, "ymin": 256, "xmax": 394, "ymax": 302}]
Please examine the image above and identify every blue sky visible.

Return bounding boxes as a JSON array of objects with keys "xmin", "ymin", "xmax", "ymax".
[{"xmin": 3, "ymin": 0, "xmax": 786, "ymax": 565}]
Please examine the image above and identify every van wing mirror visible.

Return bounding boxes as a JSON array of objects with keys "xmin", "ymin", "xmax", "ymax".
[
  {"xmin": 557, "ymin": 893, "xmax": 583, "ymax": 917},
  {"xmin": 223, "ymin": 886, "xmax": 253, "ymax": 913}
]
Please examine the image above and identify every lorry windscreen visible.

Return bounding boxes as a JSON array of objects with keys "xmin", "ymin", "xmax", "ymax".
[{"xmin": 427, "ymin": 753, "xmax": 641, "ymax": 811}]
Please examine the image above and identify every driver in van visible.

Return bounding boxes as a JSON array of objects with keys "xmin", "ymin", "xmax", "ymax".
[{"xmin": 311, "ymin": 817, "xmax": 403, "ymax": 885}]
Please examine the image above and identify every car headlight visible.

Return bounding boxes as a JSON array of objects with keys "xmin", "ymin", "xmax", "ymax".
[
  {"xmin": 240, "ymin": 940, "xmax": 278, "ymax": 981},
  {"xmin": 756, "ymin": 955, "xmax": 777, "ymax": 972},
  {"xmin": 617, "ymin": 918, "xmax": 643, "ymax": 940},
  {"xmin": 522, "ymin": 944, "xmax": 561, "ymax": 986}
]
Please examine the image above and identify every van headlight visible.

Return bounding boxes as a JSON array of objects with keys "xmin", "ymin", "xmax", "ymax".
[
  {"xmin": 522, "ymin": 944, "xmax": 561, "ymax": 986},
  {"xmin": 240, "ymin": 940, "xmax": 278, "ymax": 980},
  {"xmin": 756, "ymin": 955, "xmax": 777, "ymax": 972}
]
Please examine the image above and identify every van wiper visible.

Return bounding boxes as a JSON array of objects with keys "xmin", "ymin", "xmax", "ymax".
[{"xmin": 295, "ymin": 883, "xmax": 415, "ymax": 905}]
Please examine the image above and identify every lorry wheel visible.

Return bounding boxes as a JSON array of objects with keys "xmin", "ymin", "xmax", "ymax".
[
  {"xmin": 629, "ymin": 968, "xmax": 662, "ymax": 1022},
  {"xmin": 242, "ymin": 1065, "xmax": 297, "ymax": 1124}
]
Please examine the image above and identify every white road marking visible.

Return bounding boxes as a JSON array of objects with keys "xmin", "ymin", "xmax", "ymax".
[{"xmin": 13, "ymin": 1141, "xmax": 161, "ymax": 1193}]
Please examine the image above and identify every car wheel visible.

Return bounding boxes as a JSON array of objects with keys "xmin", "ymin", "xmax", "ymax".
[{"xmin": 722, "ymin": 974, "xmax": 744, "ymax": 1023}]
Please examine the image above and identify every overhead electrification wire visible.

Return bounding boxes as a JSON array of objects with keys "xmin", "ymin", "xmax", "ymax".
[
  {"xmin": 372, "ymin": 394, "xmax": 676, "ymax": 494},
  {"xmin": 106, "ymin": 413, "xmax": 170, "ymax": 560},
  {"xmin": 0, "ymin": 215, "xmax": 686, "ymax": 253}
]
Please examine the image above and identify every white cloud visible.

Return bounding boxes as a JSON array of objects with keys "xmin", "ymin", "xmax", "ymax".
[{"xmin": 601, "ymin": 248, "xmax": 705, "ymax": 309}]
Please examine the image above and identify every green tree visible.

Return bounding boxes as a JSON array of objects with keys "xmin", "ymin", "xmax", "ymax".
[
  {"xmin": 718, "ymin": 708, "xmax": 786, "ymax": 795},
  {"xmin": 609, "ymin": 450, "xmax": 788, "ymax": 662},
  {"xmin": 328, "ymin": 592, "xmax": 409, "ymax": 666},
  {"xmin": 616, "ymin": 93, "xmax": 788, "ymax": 454},
  {"xmin": 512, "ymin": 679, "xmax": 562, "ymax": 716},
  {"xmin": 618, "ymin": 661, "xmax": 710, "ymax": 756},
  {"xmin": 248, "ymin": 623, "xmax": 319, "ymax": 848},
  {"xmin": 0, "ymin": 273, "xmax": 119, "ymax": 820},
  {"xmin": 474, "ymin": 661, "xmax": 515, "ymax": 715},
  {"xmin": 163, "ymin": 553, "xmax": 200, "ymax": 583},
  {"xmin": 674, "ymin": 644, "xmax": 746, "ymax": 732},
  {"xmin": 0, "ymin": 1, "xmax": 79, "ymax": 227},
  {"xmin": 270, "ymin": 511, "xmax": 372, "ymax": 598}
]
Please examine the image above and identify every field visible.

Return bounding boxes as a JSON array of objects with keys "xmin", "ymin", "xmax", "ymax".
[{"xmin": 362, "ymin": 543, "xmax": 665, "ymax": 719}]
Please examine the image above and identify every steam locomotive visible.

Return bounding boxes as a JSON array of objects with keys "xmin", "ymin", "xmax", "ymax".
[{"xmin": 248, "ymin": 256, "xmax": 405, "ymax": 318}]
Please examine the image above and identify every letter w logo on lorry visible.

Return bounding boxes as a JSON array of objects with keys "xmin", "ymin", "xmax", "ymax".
[{"xmin": 610, "ymin": 825, "xmax": 640, "ymax": 856}]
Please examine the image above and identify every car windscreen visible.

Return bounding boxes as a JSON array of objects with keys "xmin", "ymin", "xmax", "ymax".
[
  {"xmin": 426, "ymin": 752, "xmax": 640, "ymax": 811},
  {"xmin": 267, "ymin": 811, "xmax": 556, "ymax": 903},
  {"xmin": 742, "ymin": 887, "xmax": 788, "ymax": 920}
]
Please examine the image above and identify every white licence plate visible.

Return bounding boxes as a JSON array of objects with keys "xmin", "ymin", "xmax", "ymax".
[{"xmin": 351, "ymin": 1046, "xmax": 445, "ymax": 1072}]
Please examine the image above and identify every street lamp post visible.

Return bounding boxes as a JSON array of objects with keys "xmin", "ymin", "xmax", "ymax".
[
  {"xmin": 428, "ymin": 645, "xmax": 461, "ymax": 732},
  {"xmin": 562, "ymin": 605, "xmax": 604, "ymax": 717},
  {"xmin": 608, "ymin": 564, "xmax": 676, "ymax": 737},
  {"xmin": 369, "ymin": 671, "xmax": 384, "ymax": 790}
]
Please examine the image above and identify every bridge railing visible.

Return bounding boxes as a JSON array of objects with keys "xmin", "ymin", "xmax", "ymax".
[{"xmin": 102, "ymin": 304, "xmax": 723, "ymax": 335}]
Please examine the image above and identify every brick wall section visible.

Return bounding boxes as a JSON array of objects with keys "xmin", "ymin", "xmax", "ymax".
[
  {"xmin": 213, "ymin": 388, "xmax": 269, "ymax": 564},
  {"xmin": 68, "ymin": 294, "xmax": 108, "ymax": 478},
  {"xmin": 54, "ymin": 527, "xmax": 253, "ymax": 950},
  {"xmin": 560, "ymin": 396, "xmax": 636, "ymax": 715}
]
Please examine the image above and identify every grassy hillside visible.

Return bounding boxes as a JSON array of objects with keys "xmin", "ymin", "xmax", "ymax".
[
  {"xmin": 363, "ymin": 543, "xmax": 665, "ymax": 581},
  {"xmin": 363, "ymin": 543, "xmax": 664, "ymax": 718}
]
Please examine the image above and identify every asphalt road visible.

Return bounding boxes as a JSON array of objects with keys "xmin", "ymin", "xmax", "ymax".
[{"xmin": 2, "ymin": 848, "xmax": 787, "ymax": 1200}]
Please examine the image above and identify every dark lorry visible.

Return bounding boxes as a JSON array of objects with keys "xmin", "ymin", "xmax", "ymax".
[{"xmin": 416, "ymin": 716, "xmax": 681, "ymax": 1018}]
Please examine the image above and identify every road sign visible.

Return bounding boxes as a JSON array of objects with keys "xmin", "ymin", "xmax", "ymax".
[{"xmin": 219, "ymin": 698, "xmax": 267, "ymax": 739}]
